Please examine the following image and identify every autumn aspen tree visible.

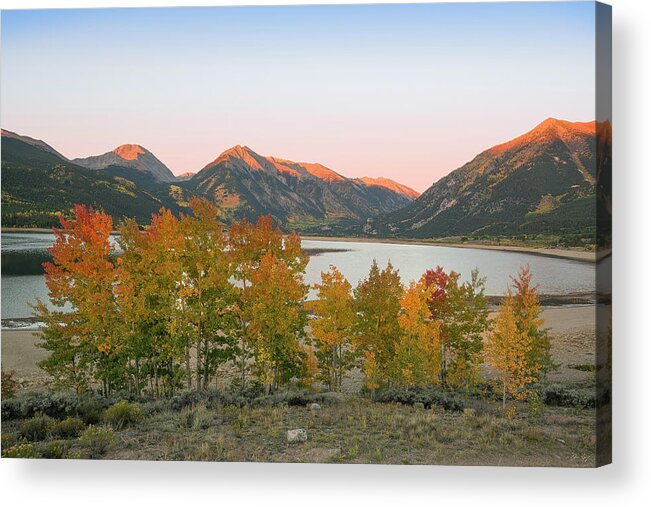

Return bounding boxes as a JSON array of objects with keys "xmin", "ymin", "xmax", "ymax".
[
  {"xmin": 310, "ymin": 265, "xmax": 356, "ymax": 391},
  {"xmin": 486, "ymin": 294, "xmax": 541, "ymax": 409}
]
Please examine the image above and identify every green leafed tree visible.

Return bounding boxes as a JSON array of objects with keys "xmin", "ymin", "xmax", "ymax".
[
  {"xmin": 244, "ymin": 251, "xmax": 309, "ymax": 394},
  {"xmin": 423, "ymin": 266, "xmax": 490, "ymax": 388},
  {"xmin": 353, "ymin": 259, "xmax": 403, "ymax": 393},
  {"xmin": 178, "ymin": 197, "xmax": 240, "ymax": 390}
]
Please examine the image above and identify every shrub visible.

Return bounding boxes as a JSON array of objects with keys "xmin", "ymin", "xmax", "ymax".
[
  {"xmin": 102, "ymin": 400, "xmax": 142, "ymax": 429},
  {"xmin": 527, "ymin": 391, "xmax": 544, "ymax": 419},
  {"xmin": 1, "ymin": 369, "xmax": 19, "ymax": 399},
  {"xmin": 168, "ymin": 389, "xmax": 244, "ymax": 411},
  {"xmin": 42, "ymin": 440, "xmax": 71, "ymax": 459},
  {"xmin": 76, "ymin": 397, "xmax": 106, "ymax": 424},
  {"xmin": 179, "ymin": 403, "xmax": 212, "ymax": 430},
  {"xmin": 169, "ymin": 390, "xmax": 209, "ymax": 411},
  {"xmin": 79, "ymin": 425, "xmax": 116, "ymax": 458},
  {"xmin": 23, "ymin": 390, "xmax": 80, "ymax": 419},
  {"xmin": 1, "ymin": 391, "xmax": 115, "ymax": 422},
  {"xmin": 1, "ymin": 432, "xmax": 18, "ymax": 449},
  {"xmin": 2, "ymin": 442, "xmax": 37, "ymax": 458},
  {"xmin": 375, "ymin": 386, "xmax": 465, "ymax": 412},
  {"xmin": 462, "ymin": 397, "xmax": 492, "ymax": 416},
  {"xmin": 1, "ymin": 397, "xmax": 23, "ymax": 420},
  {"xmin": 19, "ymin": 413, "xmax": 55, "ymax": 441},
  {"xmin": 52, "ymin": 416, "xmax": 86, "ymax": 438},
  {"xmin": 251, "ymin": 389, "xmax": 345, "ymax": 408},
  {"xmin": 228, "ymin": 378, "xmax": 264, "ymax": 400},
  {"xmin": 1, "ymin": 390, "xmax": 80, "ymax": 420},
  {"xmin": 251, "ymin": 390, "xmax": 303, "ymax": 407},
  {"xmin": 139, "ymin": 399, "xmax": 168, "ymax": 417},
  {"xmin": 541, "ymin": 384, "xmax": 596, "ymax": 408}
]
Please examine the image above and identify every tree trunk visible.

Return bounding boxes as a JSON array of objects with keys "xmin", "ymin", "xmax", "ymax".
[
  {"xmin": 154, "ymin": 365, "xmax": 159, "ymax": 398},
  {"xmin": 196, "ymin": 324, "xmax": 202, "ymax": 391},
  {"xmin": 240, "ymin": 282, "xmax": 248, "ymax": 389},
  {"xmin": 186, "ymin": 346, "xmax": 192, "ymax": 390},
  {"xmin": 502, "ymin": 381, "xmax": 506, "ymax": 410},
  {"xmin": 169, "ymin": 357, "xmax": 174, "ymax": 396},
  {"xmin": 440, "ymin": 342, "xmax": 447, "ymax": 383},
  {"xmin": 332, "ymin": 347, "xmax": 337, "ymax": 391},
  {"xmin": 135, "ymin": 357, "xmax": 140, "ymax": 397},
  {"xmin": 240, "ymin": 339, "xmax": 247, "ymax": 388},
  {"xmin": 202, "ymin": 339, "xmax": 209, "ymax": 390}
]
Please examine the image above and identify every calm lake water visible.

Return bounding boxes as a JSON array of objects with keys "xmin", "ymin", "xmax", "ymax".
[{"xmin": 1, "ymin": 232, "xmax": 597, "ymax": 321}]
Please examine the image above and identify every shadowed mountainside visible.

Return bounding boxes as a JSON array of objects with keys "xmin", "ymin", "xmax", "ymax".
[
  {"xmin": 362, "ymin": 118, "xmax": 609, "ymax": 242},
  {"xmin": 188, "ymin": 145, "xmax": 418, "ymax": 225}
]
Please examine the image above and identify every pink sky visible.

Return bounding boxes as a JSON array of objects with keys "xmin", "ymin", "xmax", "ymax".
[{"xmin": 1, "ymin": 5, "xmax": 596, "ymax": 192}]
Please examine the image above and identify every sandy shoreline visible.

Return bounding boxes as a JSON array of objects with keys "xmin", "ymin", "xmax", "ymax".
[
  {"xmin": 1, "ymin": 305, "xmax": 606, "ymax": 390},
  {"xmin": 302, "ymin": 235, "xmax": 599, "ymax": 263}
]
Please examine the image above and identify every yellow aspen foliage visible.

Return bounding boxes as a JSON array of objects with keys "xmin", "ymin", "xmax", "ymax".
[
  {"xmin": 511, "ymin": 265, "xmax": 553, "ymax": 380},
  {"xmin": 229, "ymin": 215, "xmax": 308, "ymax": 388},
  {"xmin": 485, "ymin": 294, "xmax": 541, "ymax": 408},
  {"xmin": 363, "ymin": 350, "xmax": 381, "ymax": 398},
  {"xmin": 309, "ymin": 265, "xmax": 356, "ymax": 391}
]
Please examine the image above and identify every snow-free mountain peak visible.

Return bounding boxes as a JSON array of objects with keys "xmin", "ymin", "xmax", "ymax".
[
  {"xmin": 73, "ymin": 144, "xmax": 176, "ymax": 182},
  {"xmin": 1, "ymin": 129, "xmax": 70, "ymax": 161}
]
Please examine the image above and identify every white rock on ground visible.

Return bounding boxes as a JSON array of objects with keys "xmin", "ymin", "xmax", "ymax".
[{"xmin": 287, "ymin": 428, "xmax": 308, "ymax": 443}]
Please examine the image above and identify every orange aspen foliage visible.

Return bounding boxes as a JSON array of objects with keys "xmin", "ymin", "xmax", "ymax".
[
  {"xmin": 35, "ymin": 205, "xmax": 119, "ymax": 395},
  {"xmin": 394, "ymin": 277, "xmax": 441, "ymax": 387}
]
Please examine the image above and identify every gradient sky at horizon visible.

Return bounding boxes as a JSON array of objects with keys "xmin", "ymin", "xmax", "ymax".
[{"xmin": 1, "ymin": 3, "xmax": 596, "ymax": 191}]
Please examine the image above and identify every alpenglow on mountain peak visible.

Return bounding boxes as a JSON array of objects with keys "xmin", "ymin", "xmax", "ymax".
[
  {"xmin": 200, "ymin": 144, "xmax": 419, "ymax": 198},
  {"xmin": 73, "ymin": 143, "xmax": 176, "ymax": 182},
  {"xmin": 112, "ymin": 143, "xmax": 147, "ymax": 160},
  {"xmin": 368, "ymin": 117, "xmax": 607, "ymax": 239}
]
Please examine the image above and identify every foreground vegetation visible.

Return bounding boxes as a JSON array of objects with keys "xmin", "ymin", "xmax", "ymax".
[{"xmin": 1, "ymin": 384, "xmax": 601, "ymax": 466}]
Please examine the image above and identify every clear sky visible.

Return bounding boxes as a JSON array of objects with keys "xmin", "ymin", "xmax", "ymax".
[{"xmin": 1, "ymin": 2, "xmax": 596, "ymax": 191}]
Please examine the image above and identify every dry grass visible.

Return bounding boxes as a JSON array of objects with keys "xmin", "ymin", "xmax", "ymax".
[{"xmin": 4, "ymin": 396, "xmax": 599, "ymax": 466}]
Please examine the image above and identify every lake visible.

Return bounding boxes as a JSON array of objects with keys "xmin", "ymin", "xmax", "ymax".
[{"xmin": 1, "ymin": 232, "xmax": 597, "ymax": 321}]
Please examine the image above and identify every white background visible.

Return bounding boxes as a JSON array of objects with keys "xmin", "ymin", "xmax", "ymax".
[{"xmin": 0, "ymin": 0, "xmax": 649, "ymax": 505}]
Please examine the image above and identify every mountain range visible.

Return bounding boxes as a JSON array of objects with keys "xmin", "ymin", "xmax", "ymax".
[
  {"xmin": 357, "ymin": 118, "xmax": 609, "ymax": 243},
  {"xmin": 1, "ymin": 118, "xmax": 608, "ymax": 243},
  {"xmin": 189, "ymin": 145, "xmax": 417, "ymax": 225},
  {"xmin": 0, "ymin": 131, "xmax": 418, "ymax": 229}
]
